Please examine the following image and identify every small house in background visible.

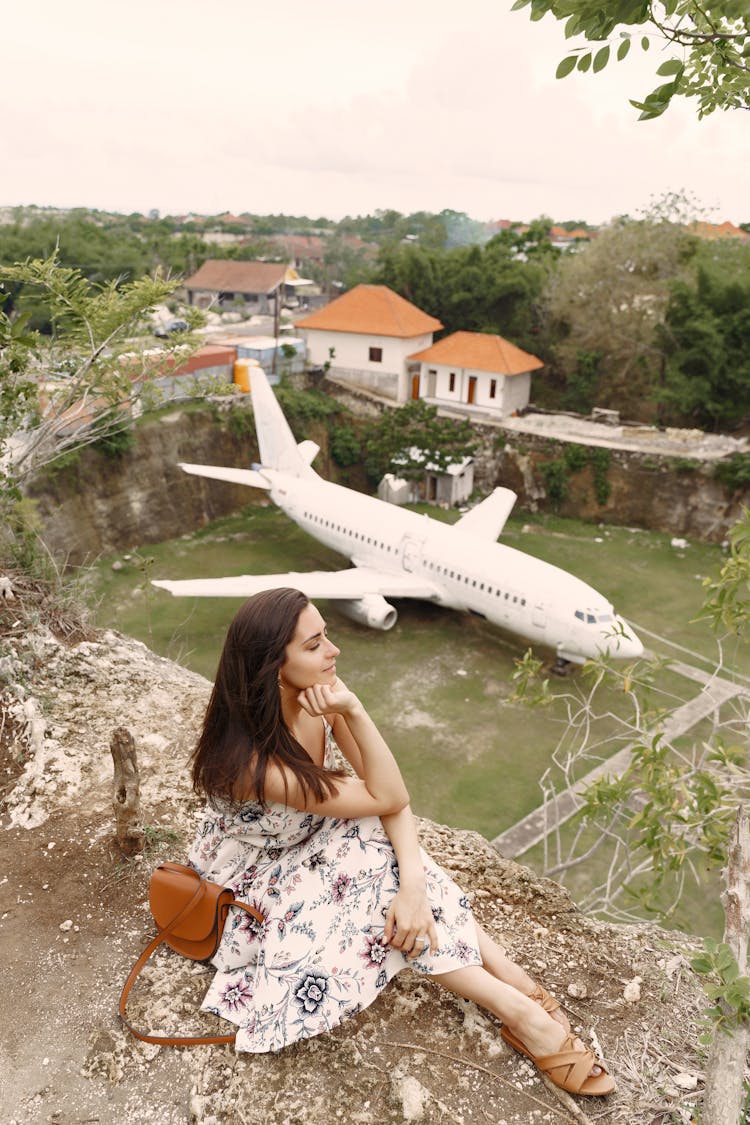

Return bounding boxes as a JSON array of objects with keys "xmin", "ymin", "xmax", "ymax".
[
  {"xmin": 408, "ymin": 330, "xmax": 544, "ymax": 419},
  {"xmin": 378, "ymin": 450, "xmax": 475, "ymax": 507},
  {"xmin": 182, "ymin": 261, "xmax": 301, "ymax": 314},
  {"xmin": 296, "ymin": 284, "xmax": 442, "ymax": 402}
]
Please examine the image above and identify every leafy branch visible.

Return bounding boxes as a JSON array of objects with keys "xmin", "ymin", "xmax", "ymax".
[{"xmin": 512, "ymin": 0, "xmax": 750, "ymax": 118}]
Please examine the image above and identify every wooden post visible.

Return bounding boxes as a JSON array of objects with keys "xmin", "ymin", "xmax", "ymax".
[
  {"xmin": 110, "ymin": 726, "xmax": 145, "ymax": 856},
  {"xmin": 701, "ymin": 805, "xmax": 750, "ymax": 1124}
]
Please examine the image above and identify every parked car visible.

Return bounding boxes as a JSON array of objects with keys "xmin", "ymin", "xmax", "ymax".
[{"xmin": 153, "ymin": 319, "xmax": 189, "ymax": 338}]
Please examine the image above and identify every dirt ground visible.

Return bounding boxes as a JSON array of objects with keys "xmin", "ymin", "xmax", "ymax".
[{"xmin": 0, "ymin": 585, "xmax": 711, "ymax": 1125}]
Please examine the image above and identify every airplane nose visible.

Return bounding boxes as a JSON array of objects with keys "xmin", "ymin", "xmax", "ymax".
[{"xmin": 600, "ymin": 618, "xmax": 644, "ymax": 658}]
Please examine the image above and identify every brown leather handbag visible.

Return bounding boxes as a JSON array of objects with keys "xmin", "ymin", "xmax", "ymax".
[{"xmin": 118, "ymin": 861, "xmax": 263, "ymax": 1046}]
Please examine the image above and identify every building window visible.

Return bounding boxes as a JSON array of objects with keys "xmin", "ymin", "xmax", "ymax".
[
  {"xmin": 369, "ymin": 347, "xmax": 383, "ymax": 363},
  {"xmin": 489, "ymin": 379, "xmax": 497, "ymax": 399},
  {"xmin": 449, "ymin": 372, "xmax": 456, "ymax": 393}
]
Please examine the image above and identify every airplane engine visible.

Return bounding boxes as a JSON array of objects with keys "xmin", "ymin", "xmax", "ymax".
[{"xmin": 336, "ymin": 595, "xmax": 398, "ymax": 631}]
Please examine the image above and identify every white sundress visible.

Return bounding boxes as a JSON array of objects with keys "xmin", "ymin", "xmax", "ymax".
[{"xmin": 187, "ymin": 721, "xmax": 482, "ymax": 1052}]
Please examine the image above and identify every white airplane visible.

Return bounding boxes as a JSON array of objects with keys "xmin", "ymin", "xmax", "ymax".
[{"xmin": 153, "ymin": 367, "xmax": 643, "ymax": 667}]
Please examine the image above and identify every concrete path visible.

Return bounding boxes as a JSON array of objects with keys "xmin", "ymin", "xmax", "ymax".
[{"xmin": 491, "ymin": 663, "xmax": 748, "ymax": 858}]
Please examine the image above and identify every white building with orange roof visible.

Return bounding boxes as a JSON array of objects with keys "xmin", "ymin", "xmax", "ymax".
[
  {"xmin": 408, "ymin": 330, "xmax": 544, "ymax": 418},
  {"xmin": 295, "ymin": 284, "xmax": 442, "ymax": 402}
]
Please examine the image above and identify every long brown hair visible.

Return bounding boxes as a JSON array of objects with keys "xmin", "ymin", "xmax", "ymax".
[{"xmin": 191, "ymin": 588, "xmax": 345, "ymax": 806}]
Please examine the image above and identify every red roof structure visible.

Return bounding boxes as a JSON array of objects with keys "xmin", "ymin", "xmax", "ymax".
[
  {"xmin": 409, "ymin": 331, "xmax": 543, "ymax": 376},
  {"xmin": 296, "ymin": 285, "xmax": 442, "ymax": 338}
]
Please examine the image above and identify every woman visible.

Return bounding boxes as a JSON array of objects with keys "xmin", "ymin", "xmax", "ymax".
[{"xmin": 188, "ymin": 588, "xmax": 614, "ymax": 1097}]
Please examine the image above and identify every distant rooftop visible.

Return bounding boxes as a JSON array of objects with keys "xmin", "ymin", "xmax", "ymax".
[{"xmin": 296, "ymin": 284, "xmax": 442, "ymax": 338}]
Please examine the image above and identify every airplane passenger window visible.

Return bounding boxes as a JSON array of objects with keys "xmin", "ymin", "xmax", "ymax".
[
  {"xmin": 521, "ymin": 599, "xmax": 526, "ymax": 606},
  {"xmin": 480, "ymin": 583, "xmax": 485, "ymax": 591},
  {"xmin": 512, "ymin": 596, "xmax": 517, "ymax": 603},
  {"xmin": 505, "ymin": 593, "xmax": 509, "ymax": 600}
]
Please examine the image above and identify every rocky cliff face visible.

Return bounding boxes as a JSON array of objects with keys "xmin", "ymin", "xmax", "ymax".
[
  {"xmin": 485, "ymin": 437, "xmax": 742, "ymax": 543},
  {"xmin": 24, "ymin": 405, "xmax": 265, "ymax": 565},
  {"xmin": 26, "ymin": 399, "xmax": 746, "ymax": 568},
  {"xmin": 0, "ymin": 588, "xmax": 709, "ymax": 1124}
]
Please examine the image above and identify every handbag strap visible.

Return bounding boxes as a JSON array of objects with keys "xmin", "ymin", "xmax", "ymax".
[{"xmin": 118, "ymin": 877, "xmax": 261, "ymax": 1046}]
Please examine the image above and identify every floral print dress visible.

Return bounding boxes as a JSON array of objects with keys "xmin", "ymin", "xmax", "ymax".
[{"xmin": 187, "ymin": 721, "xmax": 482, "ymax": 1052}]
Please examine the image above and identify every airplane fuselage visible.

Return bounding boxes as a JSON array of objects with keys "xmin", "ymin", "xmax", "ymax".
[{"xmin": 269, "ymin": 470, "xmax": 640, "ymax": 663}]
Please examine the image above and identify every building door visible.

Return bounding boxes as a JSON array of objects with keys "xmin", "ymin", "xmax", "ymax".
[
  {"xmin": 467, "ymin": 376, "xmax": 477, "ymax": 405},
  {"xmin": 411, "ymin": 373, "xmax": 420, "ymax": 400}
]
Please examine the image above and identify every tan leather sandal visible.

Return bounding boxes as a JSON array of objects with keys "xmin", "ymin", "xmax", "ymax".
[
  {"xmin": 501, "ymin": 1026, "xmax": 616, "ymax": 1096},
  {"xmin": 527, "ymin": 984, "xmax": 571, "ymax": 1032}
]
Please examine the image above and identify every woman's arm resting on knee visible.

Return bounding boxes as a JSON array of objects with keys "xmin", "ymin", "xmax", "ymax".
[{"xmin": 381, "ymin": 805, "xmax": 438, "ymax": 957}]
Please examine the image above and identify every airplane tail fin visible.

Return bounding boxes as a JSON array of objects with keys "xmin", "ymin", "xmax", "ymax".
[{"xmin": 251, "ymin": 365, "xmax": 317, "ymax": 477}]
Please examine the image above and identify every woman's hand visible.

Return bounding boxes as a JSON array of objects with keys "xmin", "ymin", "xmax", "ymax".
[
  {"xmin": 297, "ymin": 677, "xmax": 362, "ymax": 720},
  {"xmin": 384, "ymin": 885, "xmax": 438, "ymax": 960}
]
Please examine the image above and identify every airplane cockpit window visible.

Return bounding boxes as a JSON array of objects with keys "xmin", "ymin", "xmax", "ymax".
[{"xmin": 576, "ymin": 609, "xmax": 616, "ymax": 624}]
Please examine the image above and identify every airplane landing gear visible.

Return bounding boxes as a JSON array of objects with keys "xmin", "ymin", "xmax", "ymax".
[{"xmin": 550, "ymin": 656, "xmax": 574, "ymax": 677}]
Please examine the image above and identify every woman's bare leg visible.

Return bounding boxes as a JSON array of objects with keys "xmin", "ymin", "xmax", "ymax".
[
  {"xmin": 473, "ymin": 922, "xmax": 570, "ymax": 1029},
  {"xmin": 431, "ymin": 964, "xmax": 566, "ymax": 1059}
]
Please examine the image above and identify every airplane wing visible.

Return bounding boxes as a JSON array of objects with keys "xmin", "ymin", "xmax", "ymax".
[
  {"xmin": 454, "ymin": 487, "xmax": 517, "ymax": 541},
  {"xmin": 152, "ymin": 567, "xmax": 439, "ymax": 599},
  {"xmin": 178, "ymin": 462, "xmax": 271, "ymax": 489}
]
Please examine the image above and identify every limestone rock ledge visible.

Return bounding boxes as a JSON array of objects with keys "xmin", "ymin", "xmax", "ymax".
[{"xmin": 0, "ymin": 625, "xmax": 707, "ymax": 1125}]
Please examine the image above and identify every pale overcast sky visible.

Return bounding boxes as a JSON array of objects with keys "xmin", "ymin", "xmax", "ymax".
[{"xmin": 3, "ymin": 0, "xmax": 748, "ymax": 225}]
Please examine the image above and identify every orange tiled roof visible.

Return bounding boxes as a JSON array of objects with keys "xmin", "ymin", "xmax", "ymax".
[
  {"xmin": 408, "ymin": 331, "xmax": 543, "ymax": 376},
  {"xmin": 690, "ymin": 221, "xmax": 750, "ymax": 241},
  {"xmin": 184, "ymin": 260, "xmax": 287, "ymax": 292},
  {"xmin": 296, "ymin": 285, "xmax": 442, "ymax": 338}
]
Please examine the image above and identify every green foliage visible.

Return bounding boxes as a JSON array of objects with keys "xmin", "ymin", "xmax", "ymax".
[
  {"xmin": 560, "ymin": 349, "xmax": 601, "ymax": 413},
  {"xmin": 563, "ymin": 443, "xmax": 589, "ymax": 472},
  {"xmin": 541, "ymin": 458, "xmax": 569, "ymax": 506},
  {"xmin": 329, "ymin": 424, "xmax": 361, "ymax": 467},
  {"xmin": 713, "ymin": 454, "xmax": 750, "ymax": 491},
  {"xmin": 513, "ymin": 0, "xmax": 750, "ymax": 119},
  {"xmin": 658, "ymin": 258, "xmax": 750, "ymax": 429},
  {"xmin": 670, "ymin": 457, "xmax": 699, "ymax": 473},
  {"xmin": 542, "ymin": 444, "xmax": 611, "ymax": 507},
  {"xmin": 691, "ymin": 939, "xmax": 750, "ymax": 1042},
  {"xmin": 361, "ymin": 400, "xmax": 478, "ymax": 484},
  {"xmin": 588, "ymin": 446, "xmax": 612, "ymax": 504},
  {"xmin": 702, "ymin": 508, "xmax": 750, "ymax": 634},
  {"xmin": 274, "ymin": 383, "xmax": 340, "ymax": 442},
  {"xmin": 509, "ymin": 648, "xmax": 553, "ymax": 706},
  {"xmin": 0, "ymin": 252, "xmax": 180, "ymax": 569},
  {"xmin": 226, "ymin": 406, "xmax": 257, "ymax": 440},
  {"xmin": 543, "ymin": 209, "xmax": 699, "ymax": 421},
  {"xmin": 91, "ymin": 418, "xmax": 135, "ymax": 459},
  {"xmin": 374, "ymin": 233, "xmax": 554, "ymax": 352}
]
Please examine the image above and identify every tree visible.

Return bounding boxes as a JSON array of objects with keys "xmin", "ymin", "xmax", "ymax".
[
  {"xmin": 0, "ymin": 254, "xmax": 192, "ymax": 563},
  {"xmin": 375, "ymin": 237, "xmax": 552, "ymax": 352},
  {"xmin": 658, "ymin": 264, "xmax": 750, "ymax": 429},
  {"xmin": 361, "ymin": 400, "xmax": 478, "ymax": 484},
  {"xmin": 513, "ymin": 0, "xmax": 750, "ymax": 118},
  {"xmin": 542, "ymin": 212, "xmax": 698, "ymax": 418}
]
